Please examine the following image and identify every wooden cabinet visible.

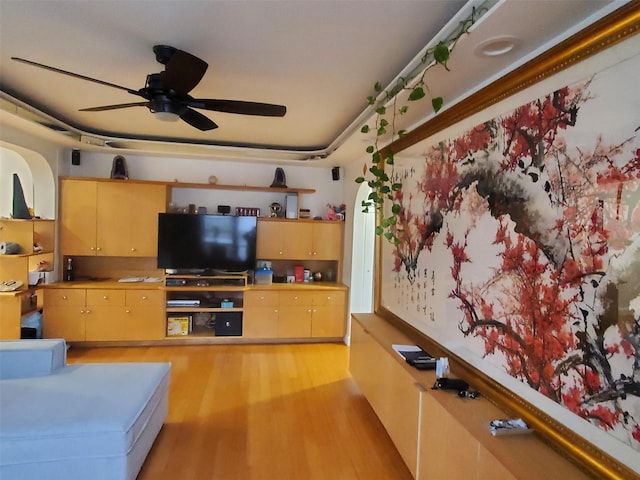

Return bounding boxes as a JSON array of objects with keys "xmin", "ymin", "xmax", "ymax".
[
  {"xmin": 0, "ymin": 219, "xmax": 55, "ymax": 338},
  {"xmin": 311, "ymin": 290, "xmax": 346, "ymax": 337},
  {"xmin": 42, "ymin": 288, "xmax": 87, "ymax": 341},
  {"xmin": 0, "ymin": 218, "xmax": 55, "ymax": 287},
  {"xmin": 278, "ymin": 291, "xmax": 313, "ymax": 338},
  {"xmin": 243, "ymin": 290, "xmax": 279, "ymax": 338},
  {"xmin": 256, "ymin": 219, "xmax": 343, "ymax": 261},
  {"xmin": 43, "ymin": 287, "xmax": 163, "ymax": 342},
  {"xmin": 244, "ymin": 287, "xmax": 347, "ymax": 339},
  {"xmin": 350, "ymin": 314, "xmax": 591, "ymax": 480},
  {"xmin": 350, "ymin": 319, "xmax": 421, "ymax": 477},
  {"xmin": 60, "ymin": 178, "xmax": 168, "ymax": 257},
  {"xmin": 124, "ymin": 289, "xmax": 164, "ymax": 340}
]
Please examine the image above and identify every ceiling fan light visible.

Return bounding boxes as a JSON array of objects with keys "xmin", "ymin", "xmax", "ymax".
[{"xmin": 153, "ymin": 111, "xmax": 180, "ymax": 122}]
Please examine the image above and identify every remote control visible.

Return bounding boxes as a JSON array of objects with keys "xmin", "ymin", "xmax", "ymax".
[{"xmin": 407, "ymin": 358, "xmax": 437, "ymax": 370}]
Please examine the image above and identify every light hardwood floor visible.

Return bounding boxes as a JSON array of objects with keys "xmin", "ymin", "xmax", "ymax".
[{"xmin": 67, "ymin": 343, "xmax": 413, "ymax": 480}]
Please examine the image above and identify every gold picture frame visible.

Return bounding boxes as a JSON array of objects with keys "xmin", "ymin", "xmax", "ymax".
[{"xmin": 374, "ymin": 4, "xmax": 640, "ymax": 479}]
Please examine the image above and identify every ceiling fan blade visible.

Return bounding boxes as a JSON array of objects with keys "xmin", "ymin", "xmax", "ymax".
[
  {"xmin": 161, "ymin": 48, "xmax": 208, "ymax": 95},
  {"xmin": 180, "ymin": 108, "xmax": 218, "ymax": 131},
  {"xmin": 190, "ymin": 99, "xmax": 286, "ymax": 117},
  {"xmin": 80, "ymin": 102, "xmax": 149, "ymax": 112},
  {"xmin": 11, "ymin": 57, "xmax": 143, "ymax": 97}
]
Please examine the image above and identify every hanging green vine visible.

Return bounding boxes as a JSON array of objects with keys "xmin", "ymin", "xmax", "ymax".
[{"xmin": 355, "ymin": 10, "xmax": 479, "ymax": 245}]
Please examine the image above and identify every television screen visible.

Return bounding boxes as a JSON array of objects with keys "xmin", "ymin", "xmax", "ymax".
[{"xmin": 157, "ymin": 213, "xmax": 257, "ymax": 272}]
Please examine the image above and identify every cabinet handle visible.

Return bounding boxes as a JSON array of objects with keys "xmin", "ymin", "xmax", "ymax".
[
  {"xmin": 62, "ymin": 295, "xmax": 67, "ymax": 300},
  {"xmin": 327, "ymin": 296, "xmax": 331, "ymax": 300},
  {"xmin": 96, "ymin": 247, "xmax": 101, "ymax": 251},
  {"xmin": 131, "ymin": 247, "xmax": 136, "ymax": 252},
  {"xmin": 274, "ymin": 309, "xmax": 278, "ymax": 313},
  {"xmin": 103, "ymin": 295, "xmax": 108, "ymax": 300},
  {"xmin": 86, "ymin": 309, "xmax": 91, "ymax": 314},
  {"xmin": 125, "ymin": 309, "xmax": 131, "ymax": 313},
  {"xmin": 279, "ymin": 251, "xmax": 283, "ymax": 255},
  {"xmin": 90, "ymin": 247, "xmax": 95, "ymax": 251},
  {"xmin": 260, "ymin": 296, "xmax": 265, "ymax": 300},
  {"xmin": 80, "ymin": 309, "xmax": 84, "ymax": 314},
  {"xmin": 142, "ymin": 296, "xmax": 147, "ymax": 300},
  {"xmin": 308, "ymin": 308, "xmax": 312, "ymax": 313},
  {"xmin": 294, "ymin": 296, "xmax": 298, "ymax": 300}
]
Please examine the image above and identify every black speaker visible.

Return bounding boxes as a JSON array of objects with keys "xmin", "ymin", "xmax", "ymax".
[
  {"xmin": 218, "ymin": 205, "xmax": 231, "ymax": 215},
  {"xmin": 71, "ymin": 149, "xmax": 81, "ymax": 166},
  {"xmin": 331, "ymin": 166, "xmax": 340, "ymax": 181}
]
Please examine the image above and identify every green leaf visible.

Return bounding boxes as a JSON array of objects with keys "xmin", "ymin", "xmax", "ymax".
[
  {"xmin": 392, "ymin": 203, "xmax": 402, "ymax": 214},
  {"xmin": 408, "ymin": 86, "xmax": 425, "ymax": 101},
  {"xmin": 398, "ymin": 129, "xmax": 407, "ymax": 137},
  {"xmin": 372, "ymin": 152, "xmax": 381, "ymax": 163},
  {"xmin": 366, "ymin": 145, "xmax": 374, "ymax": 154},
  {"xmin": 434, "ymin": 42, "xmax": 450, "ymax": 65},
  {"xmin": 374, "ymin": 81, "xmax": 383, "ymax": 92},
  {"xmin": 367, "ymin": 96, "xmax": 376, "ymax": 105},
  {"xmin": 432, "ymin": 97, "xmax": 444, "ymax": 112},
  {"xmin": 355, "ymin": 176, "xmax": 365, "ymax": 184},
  {"xmin": 379, "ymin": 118, "xmax": 389, "ymax": 127},
  {"xmin": 361, "ymin": 125, "xmax": 370, "ymax": 134},
  {"xmin": 375, "ymin": 226, "xmax": 384, "ymax": 235},
  {"xmin": 380, "ymin": 186, "xmax": 390, "ymax": 194},
  {"xmin": 376, "ymin": 106, "xmax": 386, "ymax": 115},
  {"xmin": 399, "ymin": 105, "xmax": 408, "ymax": 114},
  {"xmin": 384, "ymin": 232, "xmax": 394, "ymax": 241},
  {"xmin": 377, "ymin": 127, "xmax": 387, "ymax": 136},
  {"xmin": 385, "ymin": 152, "xmax": 394, "ymax": 165},
  {"xmin": 392, "ymin": 183, "xmax": 402, "ymax": 191}
]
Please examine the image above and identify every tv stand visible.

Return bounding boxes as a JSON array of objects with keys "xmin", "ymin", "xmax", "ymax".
[{"xmin": 164, "ymin": 274, "xmax": 248, "ymax": 337}]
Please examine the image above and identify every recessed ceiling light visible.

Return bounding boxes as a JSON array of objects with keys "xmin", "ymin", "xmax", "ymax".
[{"xmin": 474, "ymin": 36, "xmax": 520, "ymax": 57}]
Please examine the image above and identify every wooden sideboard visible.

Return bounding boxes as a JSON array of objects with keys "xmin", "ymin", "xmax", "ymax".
[{"xmin": 350, "ymin": 313, "xmax": 592, "ymax": 480}]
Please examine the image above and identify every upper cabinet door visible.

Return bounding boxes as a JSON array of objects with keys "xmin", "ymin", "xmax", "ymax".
[
  {"xmin": 128, "ymin": 183, "xmax": 167, "ymax": 257},
  {"xmin": 256, "ymin": 219, "xmax": 284, "ymax": 258},
  {"xmin": 257, "ymin": 219, "xmax": 343, "ymax": 261},
  {"xmin": 96, "ymin": 182, "xmax": 130, "ymax": 256},
  {"xmin": 97, "ymin": 182, "xmax": 167, "ymax": 257},
  {"xmin": 59, "ymin": 179, "xmax": 98, "ymax": 256},
  {"xmin": 311, "ymin": 222, "xmax": 343, "ymax": 260},
  {"xmin": 60, "ymin": 179, "xmax": 167, "ymax": 257}
]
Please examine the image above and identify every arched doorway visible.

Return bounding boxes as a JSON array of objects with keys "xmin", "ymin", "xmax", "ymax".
[
  {"xmin": 350, "ymin": 183, "xmax": 375, "ymax": 313},
  {"xmin": 0, "ymin": 142, "xmax": 55, "ymax": 219}
]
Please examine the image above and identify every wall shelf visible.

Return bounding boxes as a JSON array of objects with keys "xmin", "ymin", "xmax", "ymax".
[
  {"xmin": 58, "ymin": 176, "xmax": 315, "ymax": 195},
  {"xmin": 170, "ymin": 181, "xmax": 315, "ymax": 195}
]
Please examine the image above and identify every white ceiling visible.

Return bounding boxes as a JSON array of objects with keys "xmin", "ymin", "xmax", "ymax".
[{"xmin": 0, "ymin": 0, "xmax": 626, "ymax": 165}]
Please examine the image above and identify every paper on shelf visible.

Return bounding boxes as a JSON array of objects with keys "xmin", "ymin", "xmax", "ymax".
[{"xmin": 392, "ymin": 344, "xmax": 434, "ymax": 361}]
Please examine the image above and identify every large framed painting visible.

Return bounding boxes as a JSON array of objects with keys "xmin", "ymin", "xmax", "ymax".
[{"xmin": 375, "ymin": 5, "xmax": 640, "ymax": 479}]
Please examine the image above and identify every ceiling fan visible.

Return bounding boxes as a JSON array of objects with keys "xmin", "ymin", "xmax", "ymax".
[{"xmin": 11, "ymin": 45, "xmax": 287, "ymax": 131}]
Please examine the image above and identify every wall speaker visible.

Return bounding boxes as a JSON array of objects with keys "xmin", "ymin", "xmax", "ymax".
[
  {"xmin": 331, "ymin": 166, "xmax": 340, "ymax": 181},
  {"xmin": 71, "ymin": 149, "xmax": 81, "ymax": 166}
]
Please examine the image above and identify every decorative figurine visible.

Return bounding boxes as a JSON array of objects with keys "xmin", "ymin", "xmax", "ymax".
[
  {"xmin": 110, "ymin": 155, "xmax": 129, "ymax": 179},
  {"xmin": 270, "ymin": 167, "xmax": 287, "ymax": 188}
]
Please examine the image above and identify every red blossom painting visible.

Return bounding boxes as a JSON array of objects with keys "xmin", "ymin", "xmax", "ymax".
[{"xmin": 382, "ymin": 54, "xmax": 640, "ymax": 451}]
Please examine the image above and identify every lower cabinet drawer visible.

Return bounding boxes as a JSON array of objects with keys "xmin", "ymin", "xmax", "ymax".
[{"xmin": 44, "ymin": 289, "xmax": 85, "ymax": 307}]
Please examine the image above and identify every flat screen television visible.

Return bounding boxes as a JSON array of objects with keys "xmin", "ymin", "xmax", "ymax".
[{"xmin": 157, "ymin": 213, "xmax": 257, "ymax": 273}]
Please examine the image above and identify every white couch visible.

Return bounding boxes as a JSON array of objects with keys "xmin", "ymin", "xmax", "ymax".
[{"xmin": 0, "ymin": 339, "xmax": 170, "ymax": 480}]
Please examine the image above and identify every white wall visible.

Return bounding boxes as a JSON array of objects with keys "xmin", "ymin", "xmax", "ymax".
[{"xmin": 69, "ymin": 151, "xmax": 344, "ymax": 219}]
